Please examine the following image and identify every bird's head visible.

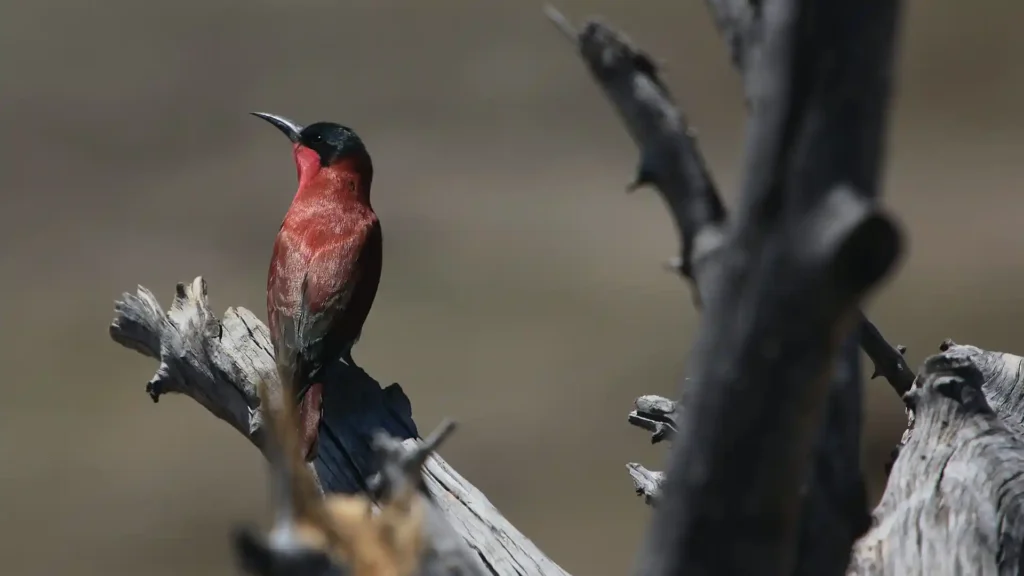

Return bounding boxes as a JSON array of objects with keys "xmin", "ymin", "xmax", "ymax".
[{"xmin": 251, "ymin": 112, "xmax": 373, "ymax": 190}]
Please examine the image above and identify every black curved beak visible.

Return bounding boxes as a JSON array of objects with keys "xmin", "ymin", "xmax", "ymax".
[{"xmin": 250, "ymin": 112, "xmax": 304, "ymax": 143}]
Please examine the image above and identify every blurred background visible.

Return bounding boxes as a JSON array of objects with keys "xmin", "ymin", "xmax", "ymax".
[{"xmin": 2, "ymin": 1, "xmax": 1023, "ymax": 574}]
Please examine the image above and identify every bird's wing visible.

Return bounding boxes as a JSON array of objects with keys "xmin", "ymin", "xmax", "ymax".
[
  {"xmin": 293, "ymin": 217, "xmax": 380, "ymax": 380},
  {"xmin": 341, "ymin": 217, "xmax": 382, "ymax": 344}
]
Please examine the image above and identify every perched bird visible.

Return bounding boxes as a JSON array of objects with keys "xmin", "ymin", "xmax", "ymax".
[{"xmin": 252, "ymin": 111, "xmax": 382, "ymax": 463}]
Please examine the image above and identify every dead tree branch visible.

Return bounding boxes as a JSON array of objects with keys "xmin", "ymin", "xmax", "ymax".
[
  {"xmin": 859, "ymin": 312, "xmax": 916, "ymax": 396},
  {"xmin": 558, "ymin": 5, "xmax": 1024, "ymax": 574},
  {"xmin": 547, "ymin": 5, "xmax": 911, "ymax": 400},
  {"xmin": 627, "ymin": 395, "xmax": 680, "ymax": 444},
  {"xmin": 851, "ymin": 342, "xmax": 1024, "ymax": 575},
  {"xmin": 624, "ymin": 344, "xmax": 1024, "ymax": 575},
  {"xmin": 110, "ymin": 278, "xmax": 1024, "ymax": 575},
  {"xmin": 109, "ymin": 278, "xmax": 569, "ymax": 576},
  {"xmin": 548, "ymin": 1, "xmax": 905, "ymax": 575}
]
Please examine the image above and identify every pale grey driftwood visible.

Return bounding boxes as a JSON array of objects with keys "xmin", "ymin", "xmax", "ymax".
[
  {"xmin": 627, "ymin": 395, "xmax": 679, "ymax": 445},
  {"xmin": 109, "ymin": 278, "xmax": 568, "ymax": 576},
  {"xmin": 624, "ymin": 342, "xmax": 1024, "ymax": 576},
  {"xmin": 626, "ymin": 464, "xmax": 663, "ymax": 506},
  {"xmin": 849, "ymin": 343, "xmax": 1024, "ymax": 575}
]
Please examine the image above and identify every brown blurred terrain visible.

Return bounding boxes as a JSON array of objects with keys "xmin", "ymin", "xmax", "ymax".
[{"xmin": 2, "ymin": 1, "xmax": 1024, "ymax": 574}]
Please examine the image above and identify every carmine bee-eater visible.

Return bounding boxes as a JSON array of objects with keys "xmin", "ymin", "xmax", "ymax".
[{"xmin": 252, "ymin": 111, "xmax": 382, "ymax": 463}]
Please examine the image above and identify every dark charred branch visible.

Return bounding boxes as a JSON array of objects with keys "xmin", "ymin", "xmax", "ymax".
[
  {"xmin": 541, "ymin": 30, "xmax": 905, "ymax": 571},
  {"xmin": 794, "ymin": 331, "xmax": 870, "ymax": 576},
  {"xmin": 859, "ymin": 311, "xmax": 916, "ymax": 396},
  {"xmin": 109, "ymin": 278, "xmax": 569, "ymax": 576},
  {"xmin": 544, "ymin": 12, "xmax": 902, "ymax": 573},
  {"xmin": 548, "ymin": 2, "xmax": 904, "ymax": 575},
  {"xmin": 701, "ymin": 0, "xmax": 763, "ymax": 73},
  {"xmin": 545, "ymin": 5, "xmax": 725, "ymax": 291},
  {"xmin": 546, "ymin": 6, "xmax": 911, "ymax": 403}
]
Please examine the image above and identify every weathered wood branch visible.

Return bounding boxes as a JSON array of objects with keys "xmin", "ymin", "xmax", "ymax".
[
  {"xmin": 627, "ymin": 395, "xmax": 679, "ymax": 444},
  {"xmin": 552, "ymin": 1, "xmax": 906, "ymax": 575},
  {"xmin": 546, "ymin": 20, "xmax": 866, "ymax": 572},
  {"xmin": 548, "ymin": 6, "xmax": 911, "ymax": 400},
  {"xmin": 111, "ymin": 278, "xmax": 1024, "ymax": 575},
  {"xmin": 850, "ymin": 342, "xmax": 1024, "ymax": 575},
  {"xmin": 548, "ymin": 3, "xmax": 903, "ymax": 575},
  {"xmin": 545, "ymin": 5, "xmax": 726, "ymax": 292},
  {"xmin": 109, "ymin": 278, "xmax": 568, "ymax": 576},
  {"xmin": 627, "ymin": 464, "xmax": 664, "ymax": 507},
  {"xmin": 625, "ymin": 343, "xmax": 1024, "ymax": 575}
]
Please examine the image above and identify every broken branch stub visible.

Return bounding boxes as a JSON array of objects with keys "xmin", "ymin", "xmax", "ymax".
[
  {"xmin": 627, "ymin": 395, "xmax": 679, "ymax": 444},
  {"xmin": 626, "ymin": 463, "xmax": 664, "ymax": 506},
  {"xmin": 110, "ymin": 277, "xmax": 272, "ymax": 446}
]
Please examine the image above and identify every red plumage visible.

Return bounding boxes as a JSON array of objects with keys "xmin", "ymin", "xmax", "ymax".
[{"xmin": 255, "ymin": 113, "xmax": 381, "ymax": 462}]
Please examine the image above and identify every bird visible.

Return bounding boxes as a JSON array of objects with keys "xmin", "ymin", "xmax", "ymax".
[{"xmin": 252, "ymin": 111, "xmax": 382, "ymax": 463}]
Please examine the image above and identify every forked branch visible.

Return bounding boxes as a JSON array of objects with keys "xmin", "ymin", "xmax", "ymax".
[
  {"xmin": 548, "ymin": 2, "xmax": 904, "ymax": 575},
  {"xmin": 545, "ymin": 5, "xmax": 913, "ymax": 400},
  {"xmin": 109, "ymin": 279, "xmax": 570, "ymax": 576}
]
